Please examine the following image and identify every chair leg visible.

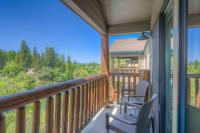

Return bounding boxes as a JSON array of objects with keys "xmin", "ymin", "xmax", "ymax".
[
  {"xmin": 106, "ymin": 114, "xmax": 109, "ymax": 133},
  {"xmin": 148, "ymin": 117, "xmax": 155, "ymax": 133},
  {"xmin": 150, "ymin": 117, "xmax": 155, "ymax": 133}
]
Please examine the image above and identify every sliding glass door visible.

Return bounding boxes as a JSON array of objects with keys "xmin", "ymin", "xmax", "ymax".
[
  {"xmin": 186, "ymin": 0, "xmax": 200, "ymax": 132},
  {"xmin": 164, "ymin": 9, "xmax": 174, "ymax": 133}
]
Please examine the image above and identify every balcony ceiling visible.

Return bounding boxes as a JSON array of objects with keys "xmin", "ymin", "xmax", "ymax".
[
  {"xmin": 62, "ymin": 0, "xmax": 152, "ymax": 34},
  {"xmin": 99, "ymin": 0, "xmax": 152, "ymax": 26},
  {"xmin": 189, "ymin": 0, "xmax": 200, "ymax": 27}
]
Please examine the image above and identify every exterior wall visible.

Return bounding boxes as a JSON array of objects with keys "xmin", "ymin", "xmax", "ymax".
[{"xmin": 151, "ymin": 18, "xmax": 160, "ymax": 133}]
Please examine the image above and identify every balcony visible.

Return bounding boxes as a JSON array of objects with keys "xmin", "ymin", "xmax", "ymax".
[{"xmin": 0, "ymin": 69, "xmax": 150, "ymax": 133}]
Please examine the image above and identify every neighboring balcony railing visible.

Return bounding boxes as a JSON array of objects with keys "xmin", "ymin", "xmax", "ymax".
[
  {"xmin": 0, "ymin": 74, "xmax": 107, "ymax": 133},
  {"xmin": 187, "ymin": 74, "xmax": 200, "ymax": 108},
  {"xmin": 112, "ymin": 68, "xmax": 139, "ymax": 73},
  {"xmin": 110, "ymin": 70, "xmax": 150, "ymax": 102}
]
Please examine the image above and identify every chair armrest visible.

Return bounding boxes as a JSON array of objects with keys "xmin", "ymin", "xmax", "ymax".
[
  {"xmin": 106, "ymin": 113, "xmax": 136, "ymax": 125},
  {"xmin": 124, "ymin": 102, "xmax": 143, "ymax": 108}
]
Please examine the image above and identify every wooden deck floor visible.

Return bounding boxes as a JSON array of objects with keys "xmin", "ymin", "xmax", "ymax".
[{"xmin": 81, "ymin": 104, "xmax": 120, "ymax": 133}]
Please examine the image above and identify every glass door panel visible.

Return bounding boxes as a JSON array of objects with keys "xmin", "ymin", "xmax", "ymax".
[
  {"xmin": 186, "ymin": 0, "xmax": 200, "ymax": 131},
  {"xmin": 164, "ymin": 9, "xmax": 174, "ymax": 133}
]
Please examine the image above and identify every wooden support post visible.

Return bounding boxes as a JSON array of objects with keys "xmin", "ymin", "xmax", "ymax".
[
  {"xmin": 101, "ymin": 34, "xmax": 110, "ymax": 106},
  {"xmin": 0, "ymin": 113, "xmax": 6, "ymax": 133}
]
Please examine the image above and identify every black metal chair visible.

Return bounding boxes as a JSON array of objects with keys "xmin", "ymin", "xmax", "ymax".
[{"xmin": 106, "ymin": 94, "xmax": 157, "ymax": 133}]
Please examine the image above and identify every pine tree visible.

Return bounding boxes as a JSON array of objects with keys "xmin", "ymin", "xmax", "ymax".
[
  {"xmin": 56, "ymin": 54, "xmax": 65, "ymax": 72},
  {"xmin": 65, "ymin": 55, "xmax": 73, "ymax": 79},
  {"xmin": 44, "ymin": 47, "xmax": 56, "ymax": 68},
  {"xmin": 32, "ymin": 47, "xmax": 41, "ymax": 69},
  {"xmin": 19, "ymin": 40, "xmax": 32, "ymax": 69},
  {"xmin": 0, "ymin": 49, "xmax": 7, "ymax": 70}
]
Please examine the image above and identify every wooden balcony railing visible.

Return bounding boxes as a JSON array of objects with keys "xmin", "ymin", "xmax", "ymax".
[
  {"xmin": 187, "ymin": 74, "xmax": 200, "ymax": 108},
  {"xmin": 112, "ymin": 68, "xmax": 138, "ymax": 73},
  {"xmin": 110, "ymin": 70, "xmax": 150, "ymax": 102},
  {"xmin": 0, "ymin": 74, "xmax": 107, "ymax": 133}
]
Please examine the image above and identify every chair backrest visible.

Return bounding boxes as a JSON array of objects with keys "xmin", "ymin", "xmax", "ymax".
[
  {"xmin": 135, "ymin": 80, "xmax": 149, "ymax": 96},
  {"xmin": 136, "ymin": 94, "xmax": 157, "ymax": 133}
]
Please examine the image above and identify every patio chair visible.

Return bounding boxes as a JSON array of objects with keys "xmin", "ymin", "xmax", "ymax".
[
  {"xmin": 120, "ymin": 80, "xmax": 150, "ymax": 113},
  {"xmin": 106, "ymin": 94, "xmax": 157, "ymax": 133}
]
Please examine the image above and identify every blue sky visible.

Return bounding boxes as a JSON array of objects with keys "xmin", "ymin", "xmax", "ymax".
[
  {"xmin": 0, "ymin": 0, "xmax": 199, "ymax": 63},
  {"xmin": 0, "ymin": 0, "xmax": 139, "ymax": 63}
]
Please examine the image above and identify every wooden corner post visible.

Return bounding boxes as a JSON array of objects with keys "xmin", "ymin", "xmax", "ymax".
[{"xmin": 101, "ymin": 34, "xmax": 110, "ymax": 106}]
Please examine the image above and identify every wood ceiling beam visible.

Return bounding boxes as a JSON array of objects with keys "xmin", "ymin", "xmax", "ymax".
[
  {"xmin": 108, "ymin": 21, "xmax": 150, "ymax": 35},
  {"xmin": 62, "ymin": 0, "xmax": 107, "ymax": 34},
  {"xmin": 188, "ymin": 13, "xmax": 200, "ymax": 27}
]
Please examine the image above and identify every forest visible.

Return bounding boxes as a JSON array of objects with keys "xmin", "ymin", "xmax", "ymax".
[{"xmin": 0, "ymin": 40, "xmax": 101, "ymax": 96}]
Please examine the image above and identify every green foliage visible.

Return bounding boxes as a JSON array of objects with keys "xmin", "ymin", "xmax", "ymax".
[
  {"xmin": 0, "ymin": 40, "xmax": 101, "ymax": 97},
  {"xmin": 0, "ymin": 40, "xmax": 101, "ymax": 133},
  {"xmin": 2, "ymin": 61, "xmax": 23, "ymax": 76}
]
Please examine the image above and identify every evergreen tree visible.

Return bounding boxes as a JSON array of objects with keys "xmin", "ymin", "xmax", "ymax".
[
  {"xmin": 7, "ymin": 50, "xmax": 17, "ymax": 61},
  {"xmin": 19, "ymin": 40, "xmax": 32, "ymax": 69},
  {"xmin": 32, "ymin": 47, "xmax": 41, "ymax": 69},
  {"xmin": 65, "ymin": 55, "xmax": 73, "ymax": 79},
  {"xmin": 0, "ymin": 49, "xmax": 7, "ymax": 70},
  {"xmin": 56, "ymin": 54, "xmax": 65, "ymax": 72},
  {"xmin": 44, "ymin": 47, "xmax": 56, "ymax": 68}
]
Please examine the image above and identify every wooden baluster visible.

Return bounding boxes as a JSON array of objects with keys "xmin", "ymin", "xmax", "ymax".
[
  {"xmin": 97, "ymin": 80, "xmax": 99, "ymax": 111},
  {"xmin": 133, "ymin": 72, "xmax": 136, "ymax": 94},
  {"xmin": 99, "ymin": 79, "xmax": 101, "ymax": 109},
  {"xmin": 87, "ymin": 83, "xmax": 90, "ymax": 121},
  {"xmin": 16, "ymin": 106, "xmax": 26, "ymax": 133},
  {"xmin": 0, "ymin": 113, "xmax": 6, "ymax": 133},
  {"xmin": 33, "ymin": 101, "xmax": 40, "ymax": 133},
  {"xmin": 73, "ymin": 88, "xmax": 80, "ymax": 132},
  {"xmin": 104, "ymin": 77, "xmax": 108, "ymax": 105},
  {"xmin": 84, "ymin": 84, "xmax": 88, "ymax": 123},
  {"xmin": 69, "ymin": 89, "xmax": 75, "ymax": 133},
  {"xmin": 54, "ymin": 94, "xmax": 61, "ymax": 133},
  {"xmin": 79, "ymin": 85, "xmax": 84, "ymax": 129},
  {"xmin": 94, "ymin": 80, "xmax": 99, "ymax": 114},
  {"xmin": 122, "ymin": 76, "xmax": 125, "ymax": 97},
  {"xmin": 112, "ymin": 75, "xmax": 115, "ymax": 102},
  {"xmin": 187, "ymin": 78, "xmax": 191, "ymax": 105},
  {"xmin": 195, "ymin": 78, "xmax": 199, "ymax": 107},
  {"xmin": 101, "ymin": 79, "xmax": 103, "ymax": 107},
  {"xmin": 89, "ymin": 82, "xmax": 92, "ymax": 119},
  {"xmin": 101, "ymin": 78, "xmax": 103, "ymax": 107},
  {"xmin": 117, "ymin": 76, "xmax": 120, "ymax": 103},
  {"xmin": 45, "ymin": 96, "xmax": 54, "ymax": 133},
  {"xmin": 92, "ymin": 81, "xmax": 95, "ymax": 116},
  {"xmin": 128, "ymin": 76, "xmax": 131, "ymax": 96},
  {"xmin": 62, "ymin": 91, "xmax": 69, "ymax": 133}
]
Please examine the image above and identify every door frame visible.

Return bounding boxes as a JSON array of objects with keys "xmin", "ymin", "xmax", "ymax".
[{"xmin": 159, "ymin": 0, "xmax": 188, "ymax": 133}]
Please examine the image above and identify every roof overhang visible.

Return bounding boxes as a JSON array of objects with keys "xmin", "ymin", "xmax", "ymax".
[
  {"xmin": 62, "ymin": 0, "xmax": 151, "ymax": 35},
  {"xmin": 110, "ymin": 51, "xmax": 143, "ymax": 58}
]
